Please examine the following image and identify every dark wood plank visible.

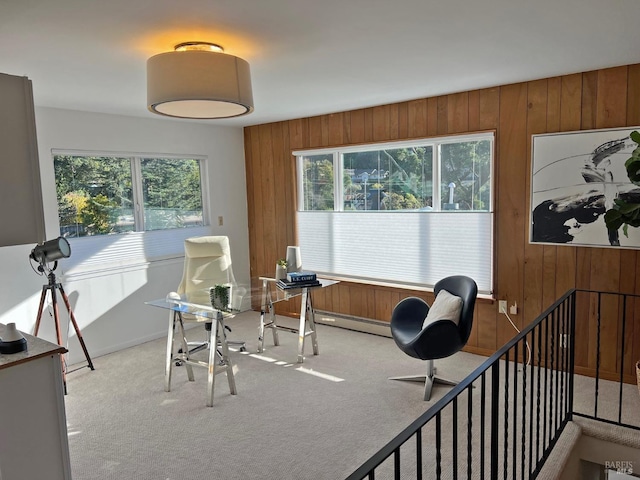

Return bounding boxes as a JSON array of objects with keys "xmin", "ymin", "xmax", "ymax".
[
  {"xmin": 427, "ymin": 97, "xmax": 438, "ymax": 136},
  {"xmin": 397, "ymin": 101, "xmax": 408, "ymax": 139},
  {"xmin": 372, "ymin": 105, "xmax": 389, "ymax": 141},
  {"xmin": 478, "ymin": 87, "xmax": 500, "ymax": 130},
  {"xmin": 496, "ymin": 83, "xmax": 528, "ymax": 345},
  {"xmin": 560, "ymin": 73, "xmax": 582, "ymax": 131},
  {"xmin": 448, "ymin": 92, "xmax": 469, "ymax": 133},
  {"xmin": 364, "ymin": 107, "xmax": 374, "ymax": 143},
  {"xmin": 328, "ymin": 112, "xmax": 344, "ymax": 146},
  {"xmin": 596, "ymin": 66, "xmax": 628, "ymax": 129},
  {"xmin": 523, "ymin": 79, "xmax": 547, "ymax": 323},
  {"xmin": 468, "ymin": 90, "xmax": 480, "ymax": 132},
  {"xmin": 436, "ymin": 96, "xmax": 448, "ymax": 135},
  {"xmin": 407, "ymin": 99, "xmax": 427, "ymax": 138}
]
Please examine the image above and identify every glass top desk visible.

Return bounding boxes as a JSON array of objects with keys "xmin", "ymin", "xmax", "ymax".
[
  {"xmin": 145, "ymin": 294, "xmax": 238, "ymax": 407},
  {"xmin": 145, "ymin": 278, "xmax": 338, "ymax": 404},
  {"xmin": 258, "ymin": 277, "xmax": 339, "ymax": 363}
]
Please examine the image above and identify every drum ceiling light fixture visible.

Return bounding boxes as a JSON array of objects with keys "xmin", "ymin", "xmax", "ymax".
[{"xmin": 147, "ymin": 41, "xmax": 253, "ymax": 119}]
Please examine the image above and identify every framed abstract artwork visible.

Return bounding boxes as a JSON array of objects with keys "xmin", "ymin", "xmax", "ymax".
[{"xmin": 530, "ymin": 126, "xmax": 640, "ymax": 248}]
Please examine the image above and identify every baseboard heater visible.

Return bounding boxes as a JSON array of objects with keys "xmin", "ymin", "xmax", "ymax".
[{"xmin": 314, "ymin": 310, "xmax": 392, "ymax": 338}]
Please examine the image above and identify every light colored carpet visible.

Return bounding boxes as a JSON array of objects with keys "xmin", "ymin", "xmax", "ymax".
[{"xmin": 64, "ymin": 311, "xmax": 486, "ymax": 480}]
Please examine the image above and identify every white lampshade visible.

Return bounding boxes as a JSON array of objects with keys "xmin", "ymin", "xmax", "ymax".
[
  {"xmin": 147, "ymin": 42, "xmax": 253, "ymax": 119},
  {"xmin": 286, "ymin": 246, "xmax": 302, "ymax": 273}
]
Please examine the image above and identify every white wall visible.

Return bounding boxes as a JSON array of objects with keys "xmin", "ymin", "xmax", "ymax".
[{"xmin": 0, "ymin": 107, "xmax": 250, "ymax": 364}]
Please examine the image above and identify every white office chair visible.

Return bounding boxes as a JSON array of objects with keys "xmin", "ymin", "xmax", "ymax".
[
  {"xmin": 164, "ymin": 236, "xmax": 247, "ymax": 406},
  {"xmin": 175, "ymin": 235, "xmax": 246, "ymax": 358}
]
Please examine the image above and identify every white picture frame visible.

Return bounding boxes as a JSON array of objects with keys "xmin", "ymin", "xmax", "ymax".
[{"xmin": 530, "ymin": 126, "xmax": 640, "ymax": 248}]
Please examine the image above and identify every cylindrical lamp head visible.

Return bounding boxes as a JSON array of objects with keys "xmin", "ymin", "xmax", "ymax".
[
  {"xmin": 147, "ymin": 49, "xmax": 254, "ymax": 119},
  {"xmin": 30, "ymin": 236, "xmax": 71, "ymax": 264}
]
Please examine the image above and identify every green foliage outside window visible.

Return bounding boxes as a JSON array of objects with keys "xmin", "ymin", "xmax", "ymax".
[
  {"xmin": 440, "ymin": 141, "xmax": 491, "ymax": 210},
  {"xmin": 302, "ymin": 155, "xmax": 334, "ymax": 210},
  {"xmin": 141, "ymin": 158, "xmax": 203, "ymax": 231},
  {"xmin": 54, "ymin": 154, "xmax": 204, "ymax": 237},
  {"xmin": 299, "ymin": 138, "xmax": 491, "ymax": 212}
]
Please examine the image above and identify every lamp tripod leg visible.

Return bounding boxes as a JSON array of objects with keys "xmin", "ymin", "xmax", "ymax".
[
  {"xmin": 46, "ymin": 285, "xmax": 68, "ymax": 394},
  {"xmin": 58, "ymin": 284, "xmax": 94, "ymax": 371},
  {"xmin": 33, "ymin": 285, "xmax": 49, "ymax": 336}
]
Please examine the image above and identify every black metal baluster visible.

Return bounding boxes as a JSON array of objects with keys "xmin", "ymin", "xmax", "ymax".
[
  {"xmin": 521, "ymin": 336, "xmax": 527, "ymax": 480},
  {"xmin": 513, "ymin": 342, "xmax": 518, "ymax": 480},
  {"xmin": 436, "ymin": 412, "xmax": 442, "ymax": 480},
  {"xmin": 564, "ymin": 297, "xmax": 570, "ymax": 421},
  {"xmin": 560, "ymin": 300, "xmax": 566, "ymax": 423},
  {"xmin": 467, "ymin": 386, "xmax": 472, "ymax": 479},
  {"xmin": 595, "ymin": 292, "xmax": 602, "ymax": 418},
  {"xmin": 453, "ymin": 397, "xmax": 458, "ymax": 480},
  {"xmin": 543, "ymin": 315, "xmax": 549, "ymax": 451},
  {"xmin": 394, "ymin": 448, "xmax": 400, "ymax": 480},
  {"xmin": 619, "ymin": 294, "xmax": 627, "ymax": 425},
  {"xmin": 504, "ymin": 350, "xmax": 509, "ymax": 480},
  {"xmin": 536, "ymin": 322, "xmax": 542, "ymax": 466},
  {"xmin": 481, "ymin": 373, "xmax": 486, "ymax": 480},
  {"xmin": 529, "ymin": 326, "xmax": 536, "ymax": 477},
  {"xmin": 568, "ymin": 291, "xmax": 576, "ymax": 423},
  {"xmin": 416, "ymin": 429, "xmax": 423, "ymax": 480},
  {"xmin": 490, "ymin": 362, "xmax": 499, "ymax": 480},
  {"xmin": 553, "ymin": 307, "xmax": 559, "ymax": 436}
]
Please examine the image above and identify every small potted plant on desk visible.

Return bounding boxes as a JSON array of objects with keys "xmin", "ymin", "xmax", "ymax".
[
  {"xmin": 210, "ymin": 284, "xmax": 232, "ymax": 312},
  {"xmin": 275, "ymin": 259, "xmax": 288, "ymax": 281}
]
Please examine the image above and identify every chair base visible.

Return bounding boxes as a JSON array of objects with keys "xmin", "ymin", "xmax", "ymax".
[{"xmin": 389, "ymin": 361, "xmax": 458, "ymax": 401}]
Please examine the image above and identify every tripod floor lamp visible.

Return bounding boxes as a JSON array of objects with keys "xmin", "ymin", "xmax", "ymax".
[{"xmin": 30, "ymin": 237, "xmax": 94, "ymax": 392}]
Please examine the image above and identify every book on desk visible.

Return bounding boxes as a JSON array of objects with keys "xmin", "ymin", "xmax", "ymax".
[{"xmin": 277, "ymin": 271, "xmax": 321, "ymax": 290}]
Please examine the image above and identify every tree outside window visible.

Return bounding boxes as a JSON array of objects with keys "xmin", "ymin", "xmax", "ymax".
[{"xmin": 54, "ymin": 154, "xmax": 204, "ymax": 237}]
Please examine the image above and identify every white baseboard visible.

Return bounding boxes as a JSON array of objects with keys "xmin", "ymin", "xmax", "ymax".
[{"xmin": 314, "ymin": 310, "xmax": 391, "ymax": 338}]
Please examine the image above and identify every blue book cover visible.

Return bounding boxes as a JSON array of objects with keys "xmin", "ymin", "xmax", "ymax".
[{"xmin": 286, "ymin": 271, "xmax": 317, "ymax": 282}]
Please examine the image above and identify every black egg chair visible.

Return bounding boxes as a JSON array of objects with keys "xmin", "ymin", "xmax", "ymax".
[{"xmin": 390, "ymin": 275, "xmax": 478, "ymax": 400}]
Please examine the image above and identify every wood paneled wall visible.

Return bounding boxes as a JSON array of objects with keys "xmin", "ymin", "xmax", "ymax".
[{"xmin": 244, "ymin": 63, "xmax": 640, "ymax": 382}]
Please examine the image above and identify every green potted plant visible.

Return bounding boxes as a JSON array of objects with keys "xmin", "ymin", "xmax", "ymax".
[
  {"xmin": 209, "ymin": 284, "xmax": 232, "ymax": 312},
  {"xmin": 603, "ymin": 129, "xmax": 640, "ymax": 395},
  {"xmin": 604, "ymin": 130, "xmax": 640, "ymax": 236},
  {"xmin": 275, "ymin": 258, "xmax": 287, "ymax": 281}
]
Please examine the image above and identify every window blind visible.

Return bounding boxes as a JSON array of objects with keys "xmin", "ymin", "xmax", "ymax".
[
  {"xmin": 298, "ymin": 211, "xmax": 493, "ymax": 295},
  {"xmin": 61, "ymin": 226, "xmax": 210, "ymax": 276}
]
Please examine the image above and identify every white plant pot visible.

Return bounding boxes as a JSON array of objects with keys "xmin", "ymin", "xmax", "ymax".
[{"xmin": 275, "ymin": 264, "xmax": 287, "ymax": 281}]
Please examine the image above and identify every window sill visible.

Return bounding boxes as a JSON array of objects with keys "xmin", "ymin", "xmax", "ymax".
[{"xmin": 317, "ymin": 273, "xmax": 494, "ymax": 301}]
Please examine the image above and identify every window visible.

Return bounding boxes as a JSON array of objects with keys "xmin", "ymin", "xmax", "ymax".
[
  {"xmin": 294, "ymin": 133, "xmax": 494, "ymax": 294},
  {"xmin": 54, "ymin": 153, "xmax": 205, "ymax": 237}
]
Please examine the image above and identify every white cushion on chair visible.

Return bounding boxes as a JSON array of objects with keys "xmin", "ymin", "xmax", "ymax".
[{"xmin": 422, "ymin": 289, "xmax": 463, "ymax": 330}]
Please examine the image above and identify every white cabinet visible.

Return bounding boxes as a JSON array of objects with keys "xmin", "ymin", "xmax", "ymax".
[
  {"xmin": 0, "ymin": 72, "xmax": 45, "ymax": 247},
  {"xmin": 0, "ymin": 325, "xmax": 71, "ymax": 480}
]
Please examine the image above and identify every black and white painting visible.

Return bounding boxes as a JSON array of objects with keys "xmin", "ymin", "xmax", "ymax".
[{"xmin": 530, "ymin": 126, "xmax": 640, "ymax": 248}]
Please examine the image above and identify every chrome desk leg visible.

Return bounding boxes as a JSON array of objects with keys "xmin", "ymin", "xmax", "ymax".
[
  {"xmin": 258, "ymin": 278, "xmax": 278, "ymax": 353},
  {"xmin": 206, "ymin": 315, "xmax": 218, "ymax": 407},
  {"xmin": 165, "ymin": 310, "xmax": 175, "ymax": 392},
  {"xmin": 297, "ymin": 288, "xmax": 309, "ymax": 363},
  {"xmin": 177, "ymin": 312, "xmax": 194, "ymax": 382},
  {"xmin": 258, "ymin": 278, "xmax": 267, "ymax": 353},
  {"xmin": 269, "ymin": 294, "xmax": 279, "ymax": 346},
  {"xmin": 206, "ymin": 314, "xmax": 237, "ymax": 407},
  {"xmin": 220, "ymin": 315, "xmax": 237, "ymax": 396},
  {"xmin": 307, "ymin": 290, "xmax": 319, "ymax": 356}
]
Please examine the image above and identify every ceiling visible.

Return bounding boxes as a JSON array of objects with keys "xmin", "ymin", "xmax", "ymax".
[{"xmin": 1, "ymin": 0, "xmax": 639, "ymax": 128}]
